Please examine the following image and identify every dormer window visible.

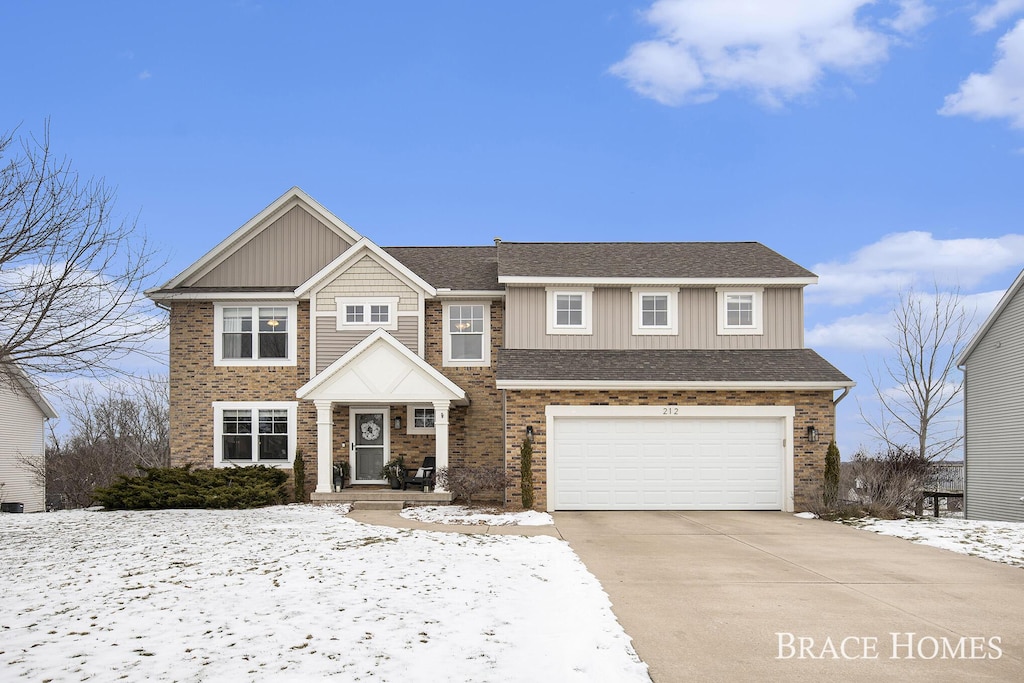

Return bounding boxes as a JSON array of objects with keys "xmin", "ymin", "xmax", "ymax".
[
  {"xmin": 214, "ymin": 303, "xmax": 297, "ymax": 366},
  {"xmin": 335, "ymin": 297, "xmax": 399, "ymax": 331},
  {"xmin": 717, "ymin": 288, "xmax": 763, "ymax": 335},
  {"xmin": 546, "ymin": 288, "xmax": 593, "ymax": 335}
]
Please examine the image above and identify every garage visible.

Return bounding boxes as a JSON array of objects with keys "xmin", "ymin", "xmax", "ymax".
[{"xmin": 547, "ymin": 406, "xmax": 793, "ymax": 511}]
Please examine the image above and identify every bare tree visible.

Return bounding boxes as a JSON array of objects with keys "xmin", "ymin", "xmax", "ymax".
[
  {"xmin": 22, "ymin": 374, "xmax": 170, "ymax": 508},
  {"xmin": 0, "ymin": 121, "xmax": 166, "ymax": 386},
  {"xmin": 861, "ymin": 285, "xmax": 974, "ymax": 462}
]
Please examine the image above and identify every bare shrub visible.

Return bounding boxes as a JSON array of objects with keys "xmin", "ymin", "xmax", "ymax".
[
  {"xmin": 436, "ymin": 466, "xmax": 512, "ymax": 506},
  {"xmin": 844, "ymin": 447, "xmax": 933, "ymax": 519}
]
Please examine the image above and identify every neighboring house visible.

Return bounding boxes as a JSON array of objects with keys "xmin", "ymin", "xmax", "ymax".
[
  {"xmin": 958, "ymin": 268, "xmax": 1024, "ymax": 522},
  {"xmin": 0, "ymin": 363, "xmax": 58, "ymax": 513},
  {"xmin": 147, "ymin": 188, "xmax": 853, "ymax": 512}
]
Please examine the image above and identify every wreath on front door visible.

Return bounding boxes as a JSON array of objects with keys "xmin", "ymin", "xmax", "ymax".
[{"xmin": 360, "ymin": 420, "xmax": 381, "ymax": 442}]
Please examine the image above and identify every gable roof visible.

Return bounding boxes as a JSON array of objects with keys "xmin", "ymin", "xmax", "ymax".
[
  {"xmin": 295, "ymin": 238, "xmax": 437, "ymax": 298},
  {"xmin": 383, "ymin": 246, "xmax": 499, "ymax": 291},
  {"xmin": 496, "ymin": 348, "xmax": 853, "ymax": 389},
  {"xmin": 958, "ymin": 267, "xmax": 1024, "ymax": 366},
  {"xmin": 496, "ymin": 242, "xmax": 817, "ymax": 282},
  {"xmin": 157, "ymin": 187, "xmax": 362, "ymax": 291},
  {"xmin": 1, "ymin": 361, "xmax": 58, "ymax": 419}
]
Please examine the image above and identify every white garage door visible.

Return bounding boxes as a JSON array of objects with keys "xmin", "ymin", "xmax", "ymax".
[{"xmin": 552, "ymin": 415, "xmax": 785, "ymax": 510}]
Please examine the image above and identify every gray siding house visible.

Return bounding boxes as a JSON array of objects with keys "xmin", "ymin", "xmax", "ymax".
[{"xmin": 958, "ymin": 268, "xmax": 1024, "ymax": 522}]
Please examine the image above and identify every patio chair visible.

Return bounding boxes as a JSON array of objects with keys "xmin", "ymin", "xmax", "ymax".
[{"xmin": 403, "ymin": 456, "xmax": 436, "ymax": 492}]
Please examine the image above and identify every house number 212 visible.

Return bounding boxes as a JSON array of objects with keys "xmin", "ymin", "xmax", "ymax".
[{"xmin": 662, "ymin": 407, "xmax": 679, "ymax": 415}]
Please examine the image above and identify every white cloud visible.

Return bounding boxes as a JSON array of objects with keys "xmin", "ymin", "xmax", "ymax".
[
  {"xmin": 886, "ymin": 0, "xmax": 935, "ymax": 34},
  {"xmin": 138, "ymin": 70, "xmax": 152, "ymax": 80},
  {"xmin": 806, "ymin": 312, "xmax": 893, "ymax": 350},
  {"xmin": 972, "ymin": 0, "xmax": 1024, "ymax": 32},
  {"xmin": 610, "ymin": 0, "xmax": 910, "ymax": 107},
  {"xmin": 809, "ymin": 231, "xmax": 1024, "ymax": 305},
  {"xmin": 939, "ymin": 20, "xmax": 1024, "ymax": 128}
]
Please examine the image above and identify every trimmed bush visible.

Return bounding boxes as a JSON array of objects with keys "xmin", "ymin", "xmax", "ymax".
[
  {"xmin": 93, "ymin": 465, "xmax": 289, "ymax": 510},
  {"xmin": 520, "ymin": 439, "xmax": 534, "ymax": 510},
  {"xmin": 823, "ymin": 440, "xmax": 840, "ymax": 508},
  {"xmin": 293, "ymin": 449, "xmax": 306, "ymax": 503}
]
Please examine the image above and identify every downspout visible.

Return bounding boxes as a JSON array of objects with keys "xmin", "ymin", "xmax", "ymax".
[
  {"xmin": 502, "ymin": 388, "xmax": 507, "ymax": 505},
  {"xmin": 833, "ymin": 386, "xmax": 851, "ymax": 406}
]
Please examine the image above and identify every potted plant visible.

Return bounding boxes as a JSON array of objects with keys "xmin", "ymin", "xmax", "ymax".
[
  {"xmin": 379, "ymin": 456, "xmax": 406, "ymax": 489},
  {"xmin": 333, "ymin": 461, "xmax": 351, "ymax": 491}
]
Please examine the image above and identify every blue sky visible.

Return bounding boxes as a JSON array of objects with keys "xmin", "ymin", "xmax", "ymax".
[{"xmin": 4, "ymin": 1, "xmax": 1024, "ymax": 456}]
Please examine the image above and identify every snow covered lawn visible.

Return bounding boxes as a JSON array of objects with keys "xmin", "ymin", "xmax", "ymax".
[
  {"xmin": 1, "ymin": 506, "xmax": 648, "ymax": 682},
  {"xmin": 844, "ymin": 517, "xmax": 1024, "ymax": 567}
]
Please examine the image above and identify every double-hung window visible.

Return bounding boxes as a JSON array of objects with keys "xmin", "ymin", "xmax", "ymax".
[
  {"xmin": 406, "ymin": 405, "xmax": 436, "ymax": 434},
  {"xmin": 716, "ymin": 288, "xmax": 763, "ymax": 335},
  {"xmin": 632, "ymin": 289, "xmax": 678, "ymax": 335},
  {"xmin": 335, "ymin": 297, "xmax": 399, "ymax": 331},
  {"xmin": 215, "ymin": 303, "xmax": 297, "ymax": 366},
  {"xmin": 443, "ymin": 302, "xmax": 490, "ymax": 366},
  {"xmin": 546, "ymin": 288, "xmax": 593, "ymax": 335},
  {"xmin": 215, "ymin": 402, "xmax": 297, "ymax": 465}
]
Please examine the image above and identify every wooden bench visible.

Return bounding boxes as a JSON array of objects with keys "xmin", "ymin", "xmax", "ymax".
[{"xmin": 922, "ymin": 490, "xmax": 963, "ymax": 517}]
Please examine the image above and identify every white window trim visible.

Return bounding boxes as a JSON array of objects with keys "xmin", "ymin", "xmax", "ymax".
[
  {"xmin": 631, "ymin": 288, "xmax": 678, "ymax": 336},
  {"xmin": 213, "ymin": 302, "xmax": 298, "ymax": 367},
  {"xmin": 406, "ymin": 405, "xmax": 436, "ymax": 435},
  {"xmin": 443, "ymin": 301, "xmax": 491, "ymax": 367},
  {"xmin": 334, "ymin": 296, "xmax": 400, "ymax": 331},
  {"xmin": 546, "ymin": 287, "xmax": 593, "ymax": 335},
  {"xmin": 716, "ymin": 287, "xmax": 763, "ymax": 335},
  {"xmin": 213, "ymin": 401, "xmax": 298, "ymax": 467}
]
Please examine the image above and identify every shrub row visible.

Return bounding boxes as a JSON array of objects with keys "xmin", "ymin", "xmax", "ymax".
[{"xmin": 94, "ymin": 465, "xmax": 288, "ymax": 510}]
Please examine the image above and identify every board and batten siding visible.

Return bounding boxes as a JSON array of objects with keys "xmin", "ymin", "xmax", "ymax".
[
  {"xmin": 504, "ymin": 286, "xmax": 804, "ymax": 350},
  {"xmin": 189, "ymin": 205, "xmax": 354, "ymax": 288},
  {"xmin": 315, "ymin": 256, "xmax": 419, "ymax": 312},
  {"xmin": 0, "ymin": 380, "xmax": 48, "ymax": 513},
  {"xmin": 315, "ymin": 317, "xmax": 420, "ymax": 373},
  {"xmin": 963, "ymin": 285, "xmax": 1024, "ymax": 522}
]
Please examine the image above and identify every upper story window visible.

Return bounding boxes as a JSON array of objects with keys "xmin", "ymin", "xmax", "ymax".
[
  {"xmin": 546, "ymin": 288, "xmax": 593, "ymax": 335},
  {"xmin": 716, "ymin": 287, "xmax": 763, "ymax": 335},
  {"xmin": 443, "ymin": 302, "xmax": 491, "ymax": 367},
  {"xmin": 214, "ymin": 303, "xmax": 297, "ymax": 366},
  {"xmin": 632, "ymin": 288, "xmax": 678, "ymax": 335},
  {"xmin": 335, "ymin": 297, "xmax": 399, "ymax": 331},
  {"xmin": 214, "ymin": 402, "xmax": 297, "ymax": 466}
]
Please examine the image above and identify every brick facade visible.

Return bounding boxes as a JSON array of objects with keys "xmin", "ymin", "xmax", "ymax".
[{"xmin": 503, "ymin": 389, "xmax": 836, "ymax": 511}]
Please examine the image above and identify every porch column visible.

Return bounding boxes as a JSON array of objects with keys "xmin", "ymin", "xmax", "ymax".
[
  {"xmin": 314, "ymin": 400, "xmax": 334, "ymax": 494},
  {"xmin": 432, "ymin": 400, "xmax": 451, "ymax": 492}
]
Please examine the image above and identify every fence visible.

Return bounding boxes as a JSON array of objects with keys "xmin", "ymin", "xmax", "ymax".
[{"xmin": 926, "ymin": 462, "xmax": 964, "ymax": 493}]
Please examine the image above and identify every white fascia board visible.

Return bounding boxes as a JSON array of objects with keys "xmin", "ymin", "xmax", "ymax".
[
  {"xmin": 497, "ymin": 276, "xmax": 818, "ymax": 286},
  {"xmin": 163, "ymin": 187, "xmax": 362, "ymax": 289},
  {"xmin": 432, "ymin": 290, "xmax": 506, "ymax": 299},
  {"xmin": 546, "ymin": 404, "xmax": 796, "ymax": 419},
  {"xmin": 296, "ymin": 328, "xmax": 466, "ymax": 402},
  {"xmin": 957, "ymin": 267, "xmax": 1024, "ymax": 367},
  {"xmin": 5, "ymin": 361, "xmax": 59, "ymax": 419},
  {"xmin": 147, "ymin": 291, "xmax": 297, "ymax": 301},
  {"xmin": 496, "ymin": 379, "xmax": 856, "ymax": 391},
  {"xmin": 295, "ymin": 238, "xmax": 437, "ymax": 299}
]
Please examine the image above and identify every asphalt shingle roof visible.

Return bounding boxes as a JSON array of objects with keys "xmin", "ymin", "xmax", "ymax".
[
  {"xmin": 496, "ymin": 348, "xmax": 852, "ymax": 384},
  {"xmin": 495, "ymin": 242, "xmax": 816, "ymax": 280},
  {"xmin": 384, "ymin": 246, "xmax": 499, "ymax": 291}
]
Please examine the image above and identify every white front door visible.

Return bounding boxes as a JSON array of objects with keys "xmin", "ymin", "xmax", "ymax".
[{"xmin": 350, "ymin": 408, "xmax": 389, "ymax": 483}]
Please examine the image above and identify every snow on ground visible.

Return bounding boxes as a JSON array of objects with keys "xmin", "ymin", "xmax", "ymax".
[
  {"xmin": 400, "ymin": 505, "xmax": 554, "ymax": 527},
  {"xmin": 843, "ymin": 517, "xmax": 1024, "ymax": 567},
  {"xmin": 1, "ymin": 506, "xmax": 648, "ymax": 682}
]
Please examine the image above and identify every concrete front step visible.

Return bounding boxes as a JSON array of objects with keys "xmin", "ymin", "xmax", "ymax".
[
  {"xmin": 354, "ymin": 500, "xmax": 405, "ymax": 511},
  {"xmin": 311, "ymin": 490, "xmax": 453, "ymax": 507}
]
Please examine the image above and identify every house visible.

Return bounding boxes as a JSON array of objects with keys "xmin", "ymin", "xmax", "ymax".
[
  {"xmin": 147, "ymin": 188, "xmax": 853, "ymax": 512},
  {"xmin": 0, "ymin": 362, "xmax": 58, "ymax": 513},
  {"xmin": 958, "ymin": 268, "xmax": 1024, "ymax": 522}
]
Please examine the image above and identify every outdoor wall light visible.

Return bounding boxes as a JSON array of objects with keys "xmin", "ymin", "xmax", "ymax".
[
  {"xmin": 806, "ymin": 426, "xmax": 819, "ymax": 443},
  {"xmin": 526, "ymin": 425, "xmax": 534, "ymax": 439},
  {"xmin": 394, "ymin": 416, "xmax": 402, "ymax": 430}
]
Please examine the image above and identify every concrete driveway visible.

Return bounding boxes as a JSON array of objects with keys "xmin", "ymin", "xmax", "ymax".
[{"xmin": 553, "ymin": 511, "xmax": 1024, "ymax": 683}]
